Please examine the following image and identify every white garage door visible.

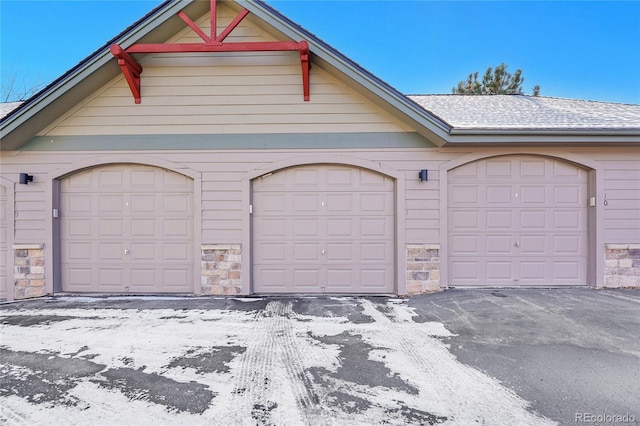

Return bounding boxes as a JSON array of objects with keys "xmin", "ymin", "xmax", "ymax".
[
  {"xmin": 448, "ymin": 156, "xmax": 588, "ymax": 286},
  {"xmin": 253, "ymin": 164, "xmax": 395, "ymax": 293},
  {"xmin": 60, "ymin": 164, "xmax": 194, "ymax": 293},
  {"xmin": 0, "ymin": 185, "xmax": 8, "ymax": 300}
]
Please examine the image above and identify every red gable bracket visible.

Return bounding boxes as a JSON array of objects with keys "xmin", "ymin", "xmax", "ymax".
[{"xmin": 110, "ymin": 0, "xmax": 311, "ymax": 104}]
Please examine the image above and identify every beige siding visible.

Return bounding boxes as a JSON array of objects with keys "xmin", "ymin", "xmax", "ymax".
[{"xmin": 39, "ymin": 5, "xmax": 409, "ymax": 137}]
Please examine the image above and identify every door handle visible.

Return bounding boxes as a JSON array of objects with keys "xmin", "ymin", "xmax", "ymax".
[
  {"xmin": 321, "ymin": 249, "xmax": 325, "ymax": 255},
  {"xmin": 124, "ymin": 249, "xmax": 130, "ymax": 255},
  {"xmin": 514, "ymin": 242, "xmax": 520, "ymax": 248}
]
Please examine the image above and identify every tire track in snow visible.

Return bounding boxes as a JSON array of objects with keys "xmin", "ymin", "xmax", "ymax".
[
  {"xmin": 360, "ymin": 299, "xmax": 556, "ymax": 426},
  {"xmin": 230, "ymin": 300, "xmax": 321, "ymax": 425}
]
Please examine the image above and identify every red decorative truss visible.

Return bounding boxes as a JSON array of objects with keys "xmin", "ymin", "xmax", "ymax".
[{"xmin": 110, "ymin": 0, "xmax": 310, "ymax": 104}]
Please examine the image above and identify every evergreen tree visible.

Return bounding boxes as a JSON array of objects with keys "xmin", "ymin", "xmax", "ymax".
[{"xmin": 453, "ymin": 63, "xmax": 539, "ymax": 96}]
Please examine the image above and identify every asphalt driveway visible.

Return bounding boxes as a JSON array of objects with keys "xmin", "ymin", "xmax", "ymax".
[{"xmin": 0, "ymin": 288, "xmax": 638, "ymax": 425}]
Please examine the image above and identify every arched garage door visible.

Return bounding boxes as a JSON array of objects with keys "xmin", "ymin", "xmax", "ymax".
[
  {"xmin": 448, "ymin": 155, "xmax": 588, "ymax": 286},
  {"xmin": 252, "ymin": 164, "xmax": 395, "ymax": 293},
  {"xmin": 60, "ymin": 164, "xmax": 194, "ymax": 293}
]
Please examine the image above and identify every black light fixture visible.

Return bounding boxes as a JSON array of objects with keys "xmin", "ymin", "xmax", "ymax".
[
  {"xmin": 19, "ymin": 173, "xmax": 33, "ymax": 185},
  {"xmin": 419, "ymin": 169, "xmax": 428, "ymax": 182}
]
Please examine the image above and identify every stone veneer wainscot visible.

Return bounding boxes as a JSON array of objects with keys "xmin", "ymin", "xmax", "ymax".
[
  {"xmin": 605, "ymin": 244, "xmax": 640, "ymax": 288},
  {"xmin": 406, "ymin": 244, "xmax": 440, "ymax": 294},
  {"xmin": 201, "ymin": 244, "xmax": 242, "ymax": 295},
  {"xmin": 14, "ymin": 244, "xmax": 46, "ymax": 299}
]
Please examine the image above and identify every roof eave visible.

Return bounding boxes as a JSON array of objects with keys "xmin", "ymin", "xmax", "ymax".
[
  {"xmin": 1, "ymin": 0, "xmax": 193, "ymax": 151},
  {"xmin": 447, "ymin": 128, "xmax": 640, "ymax": 145}
]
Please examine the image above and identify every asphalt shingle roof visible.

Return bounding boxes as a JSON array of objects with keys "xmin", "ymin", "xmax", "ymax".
[
  {"xmin": 408, "ymin": 95, "xmax": 640, "ymax": 130},
  {"xmin": 0, "ymin": 102, "xmax": 23, "ymax": 119}
]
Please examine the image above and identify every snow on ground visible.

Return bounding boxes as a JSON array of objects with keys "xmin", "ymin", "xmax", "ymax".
[{"xmin": 0, "ymin": 298, "xmax": 554, "ymax": 425}]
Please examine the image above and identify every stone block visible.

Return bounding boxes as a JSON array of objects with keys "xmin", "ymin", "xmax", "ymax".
[
  {"xmin": 15, "ymin": 249, "xmax": 28, "ymax": 258},
  {"xmin": 406, "ymin": 281, "xmax": 424, "ymax": 295},
  {"xmin": 228, "ymin": 270, "xmax": 241, "ymax": 280},
  {"xmin": 30, "ymin": 279, "xmax": 45, "ymax": 287},
  {"xmin": 26, "ymin": 287, "xmax": 45, "ymax": 298},
  {"xmin": 412, "ymin": 271, "xmax": 429, "ymax": 281},
  {"xmin": 30, "ymin": 266, "xmax": 45, "ymax": 275},
  {"xmin": 14, "ymin": 287, "xmax": 27, "ymax": 299},
  {"xmin": 618, "ymin": 259, "xmax": 633, "ymax": 268},
  {"xmin": 605, "ymin": 259, "xmax": 618, "ymax": 268}
]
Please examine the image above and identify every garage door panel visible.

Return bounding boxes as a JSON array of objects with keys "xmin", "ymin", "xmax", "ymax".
[
  {"xmin": 452, "ymin": 210, "xmax": 480, "ymax": 229},
  {"xmin": 486, "ymin": 185, "xmax": 513, "ymax": 204},
  {"xmin": 253, "ymin": 164, "xmax": 394, "ymax": 294},
  {"xmin": 293, "ymin": 194, "xmax": 319, "ymax": 212},
  {"xmin": 360, "ymin": 218, "xmax": 391, "ymax": 237},
  {"xmin": 554, "ymin": 210, "xmax": 583, "ymax": 229},
  {"xmin": 451, "ymin": 235, "xmax": 479, "ymax": 254},
  {"xmin": 67, "ymin": 194, "xmax": 93, "ymax": 213},
  {"xmin": 67, "ymin": 242, "xmax": 94, "ymax": 260},
  {"xmin": 164, "ymin": 242, "xmax": 192, "ymax": 261},
  {"xmin": 360, "ymin": 243, "xmax": 388, "ymax": 262},
  {"xmin": 293, "ymin": 268, "xmax": 321, "ymax": 287},
  {"xmin": 99, "ymin": 195, "xmax": 124, "ymax": 213},
  {"xmin": 99, "ymin": 242, "xmax": 124, "ymax": 260},
  {"xmin": 131, "ymin": 219, "xmax": 155, "ymax": 237},
  {"xmin": 451, "ymin": 185, "xmax": 479, "ymax": 205},
  {"xmin": 520, "ymin": 185, "xmax": 547, "ymax": 205},
  {"xmin": 554, "ymin": 261, "xmax": 581, "ymax": 280},
  {"xmin": 521, "ymin": 261, "xmax": 547, "ymax": 280},
  {"xmin": 554, "ymin": 185, "xmax": 581, "ymax": 204},
  {"xmin": 520, "ymin": 159, "xmax": 546, "ymax": 178},
  {"xmin": 254, "ymin": 242, "xmax": 287, "ymax": 261},
  {"xmin": 486, "ymin": 235, "xmax": 514, "ymax": 254},
  {"xmin": 486, "ymin": 262, "xmax": 512, "ymax": 280},
  {"xmin": 294, "ymin": 243, "xmax": 320, "ymax": 261},
  {"xmin": 326, "ymin": 193, "xmax": 352, "ymax": 212},
  {"xmin": 520, "ymin": 210, "xmax": 546, "ymax": 229},
  {"xmin": 520, "ymin": 235, "xmax": 546, "ymax": 254},
  {"xmin": 326, "ymin": 243, "xmax": 353, "ymax": 262},
  {"xmin": 326, "ymin": 218, "xmax": 352, "ymax": 237},
  {"xmin": 99, "ymin": 219, "xmax": 124, "ymax": 237},
  {"xmin": 61, "ymin": 164, "xmax": 194, "ymax": 293},
  {"xmin": 98, "ymin": 267, "xmax": 125, "ymax": 288},
  {"xmin": 449, "ymin": 156, "xmax": 588, "ymax": 286},
  {"xmin": 326, "ymin": 269, "xmax": 353, "ymax": 288},
  {"xmin": 295, "ymin": 218, "xmax": 320, "ymax": 236}
]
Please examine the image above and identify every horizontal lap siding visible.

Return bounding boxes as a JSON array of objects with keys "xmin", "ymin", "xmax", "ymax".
[
  {"xmin": 39, "ymin": 5, "xmax": 409, "ymax": 138},
  {"xmin": 601, "ymin": 159, "xmax": 640, "ymax": 243},
  {"xmin": 2, "ymin": 149, "xmax": 639, "ymax": 246},
  {"xmin": 0, "ymin": 149, "xmax": 456, "ymax": 244}
]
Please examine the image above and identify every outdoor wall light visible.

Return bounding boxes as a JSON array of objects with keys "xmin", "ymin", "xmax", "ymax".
[
  {"xmin": 419, "ymin": 169, "xmax": 428, "ymax": 182},
  {"xmin": 19, "ymin": 173, "xmax": 34, "ymax": 185}
]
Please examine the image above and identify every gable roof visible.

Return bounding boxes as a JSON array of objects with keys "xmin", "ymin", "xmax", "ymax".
[
  {"xmin": 2, "ymin": 0, "xmax": 639, "ymax": 150},
  {"xmin": 0, "ymin": 0, "xmax": 450, "ymax": 151}
]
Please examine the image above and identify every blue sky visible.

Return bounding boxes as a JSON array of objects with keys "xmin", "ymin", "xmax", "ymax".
[{"xmin": 1, "ymin": 0, "xmax": 639, "ymax": 104}]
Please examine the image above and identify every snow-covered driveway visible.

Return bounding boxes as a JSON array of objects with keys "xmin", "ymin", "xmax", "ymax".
[{"xmin": 1, "ymin": 297, "xmax": 553, "ymax": 425}]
